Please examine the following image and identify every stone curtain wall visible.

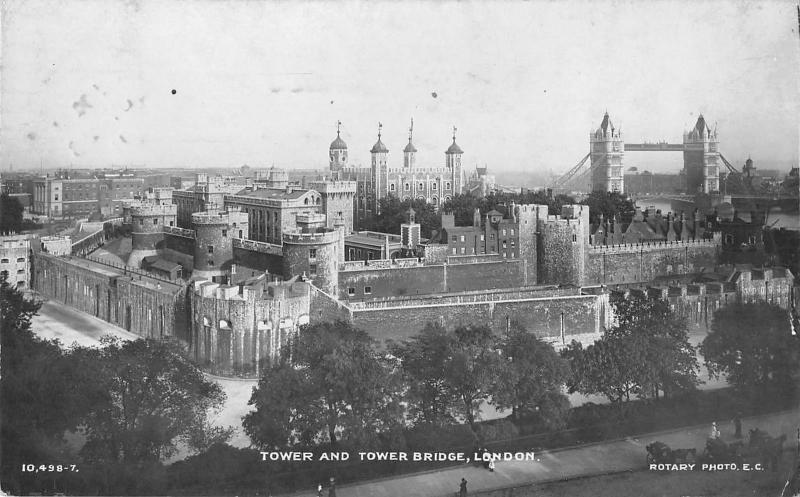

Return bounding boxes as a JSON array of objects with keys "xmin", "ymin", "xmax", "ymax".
[
  {"xmin": 337, "ymin": 260, "xmax": 527, "ymax": 300},
  {"xmin": 309, "ymin": 284, "xmax": 353, "ymax": 324},
  {"xmin": 32, "ymin": 252, "xmax": 188, "ymax": 340},
  {"xmin": 349, "ymin": 294, "xmax": 600, "ymax": 344},
  {"xmin": 586, "ymin": 241, "xmax": 719, "ymax": 285}
]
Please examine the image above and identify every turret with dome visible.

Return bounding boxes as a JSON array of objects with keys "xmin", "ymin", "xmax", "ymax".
[{"xmin": 329, "ymin": 121, "xmax": 348, "ymax": 173}]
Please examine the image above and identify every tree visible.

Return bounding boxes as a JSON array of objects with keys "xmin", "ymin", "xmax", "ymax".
[
  {"xmin": 0, "ymin": 274, "xmax": 101, "ymax": 496},
  {"xmin": 491, "ymin": 322, "xmax": 570, "ymax": 426},
  {"xmin": 0, "ymin": 193, "xmax": 24, "ymax": 232},
  {"xmin": 77, "ymin": 337, "xmax": 229, "ymax": 464},
  {"xmin": 441, "ymin": 193, "xmax": 481, "ymax": 226},
  {"xmin": 561, "ymin": 336, "xmax": 638, "ymax": 404},
  {"xmin": 242, "ymin": 364, "xmax": 323, "ymax": 449},
  {"xmin": 389, "ymin": 323, "xmax": 461, "ymax": 426},
  {"xmin": 700, "ymin": 302, "xmax": 799, "ymax": 391},
  {"xmin": 360, "ymin": 196, "xmax": 440, "ymax": 239},
  {"xmin": 244, "ymin": 321, "xmax": 403, "ymax": 450},
  {"xmin": 606, "ymin": 293, "xmax": 699, "ymax": 399},
  {"xmin": 441, "ymin": 325, "xmax": 503, "ymax": 430},
  {"xmin": 579, "ymin": 191, "xmax": 636, "ymax": 224},
  {"xmin": 562, "ymin": 293, "xmax": 698, "ymax": 404}
]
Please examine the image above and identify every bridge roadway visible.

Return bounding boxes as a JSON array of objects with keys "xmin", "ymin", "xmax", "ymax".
[{"xmin": 289, "ymin": 409, "xmax": 799, "ymax": 497}]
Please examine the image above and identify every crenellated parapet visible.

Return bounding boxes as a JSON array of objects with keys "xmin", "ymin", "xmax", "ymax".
[
  {"xmin": 163, "ymin": 225, "xmax": 196, "ymax": 238},
  {"xmin": 232, "ymin": 237, "xmax": 282, "ymax": 255},
  {"xmin": 192, "ymin": 208, "xmax": 248, "ymax": 226}
]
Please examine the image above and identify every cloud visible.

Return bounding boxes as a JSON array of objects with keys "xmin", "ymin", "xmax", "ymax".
[
  {"xmin": 52, "ymin": 121, "xmax": 59, "ymax": 127},
  {"xmin": 119, "ymin": 135, "xmax": 127, "ymax": 143},
  {"xmin": 72, "ymin": 94, "xmax": 93, "ymax": 117},
  {"xmin": 68, "ymin": 141, "xmax": 80, "ymax": 157},
  {"xmin": 26, "ymin": 132, "xmax": 37, "ymax": 140},
  {"xmin": 93, "ymin": 136, "xmax": 100, "ymax": 142},
  {"xmin": 290, "ymin": 87, "xmax": 303, "ymax": 93},
  {"xmin": 124, "ymin": 99, "xmax": 133, "ymax": 111},
  {"xmin": 270, "ymin": 87, "xmax": 281, "ymax": 93}
]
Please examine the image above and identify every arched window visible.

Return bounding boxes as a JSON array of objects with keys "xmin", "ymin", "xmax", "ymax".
[
  {"xmin": 418, "ymin": 182, "xmax": 424, "ymax": 190},
  {"xmin": 389, "ymin": 183, "xmax": 396, "ymax": 192},
  {"xmin": 304, "ymin": 198, "xmax": 309, "ymax": 205},
  {"xmin": 316, "ymin": 197, "xmax": 321, "ymax": 205}
]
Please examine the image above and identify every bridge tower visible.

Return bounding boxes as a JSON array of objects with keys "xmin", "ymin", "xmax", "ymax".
[
  {"xmin": 589, "ymin": 112, "xmax": 624, "ymax": 193},
  {"xmin": 683, "ymin": 115, "xmax": 720, "ymax": 194}
]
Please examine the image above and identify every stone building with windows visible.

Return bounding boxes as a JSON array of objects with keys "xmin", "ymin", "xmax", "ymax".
[
  {"xmin": 0, "ymin": 233, "xmax": 31, "ymax": 289},
  {"xmin": 327, "ymin": 121, "xmax": 466, "ymax": 229}
]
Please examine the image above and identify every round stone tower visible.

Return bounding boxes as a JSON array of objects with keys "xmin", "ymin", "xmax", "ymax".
[
  {"xmin": 282, "ymin": 213, "xmax": 341, "ymax": 295},
  {"xmin": 127, "ymin": 203, "xmax": 177, "ymax": 267},
  {"xmin": 192, "ymin": 208, "xmax": 249, "ymax": 282}
]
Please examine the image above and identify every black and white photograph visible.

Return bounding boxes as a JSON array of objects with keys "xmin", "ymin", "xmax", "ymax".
[{"xmin": 1, "ymin": 1, "xmax": 799, "ymax": 496}]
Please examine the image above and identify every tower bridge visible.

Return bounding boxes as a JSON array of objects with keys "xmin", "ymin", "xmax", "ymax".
[{"xmin": 554, "ymin": 113, "xmax": 741, "ymax": 195}]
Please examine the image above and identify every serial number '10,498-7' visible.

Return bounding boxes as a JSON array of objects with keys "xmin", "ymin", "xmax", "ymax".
[{"xmin": 21, "ymin": 464, "xmax": 79, "ymax": 473}]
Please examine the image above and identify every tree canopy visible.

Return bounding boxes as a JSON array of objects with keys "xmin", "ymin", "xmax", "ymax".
[
  {"xmin": 0, "ymin": 193, "xmax": 24, "ymax": 233},
  {"xmin": 491, "ymin": 322, "xmax": 571, "ymax": 426},
  {"xmin": 76, "ymin": 337, "xmax": 229, "ymax": 464},
  {"xmin": 360, "ymin": 196, "xmax": 440, "ymax": 239},
  {"xmin": 700, "ymin": 302, "xmax": 799, "ymax": 392},
  {"xmin": 244, "ymin": 321, "xmax": 402, "ymax": 450},
  {"xmin": 579, "ymin": 191, "xmax": 636, "ymax": 224},
  {"xmin": 562, "ymin": 293, "xmax": 699, "ymax": 404}
]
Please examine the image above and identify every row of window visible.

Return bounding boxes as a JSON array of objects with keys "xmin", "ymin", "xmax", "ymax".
[
  {"xmin": 389, "ymin": 181, "xmax": 452, "ymax": 192},
  {"xmin": 0, "ymin": 258, "xmax": 26, "ymax": 263},
  {"xmin": 347, "ymin": 286, "xmax": 372, "ymax": 296}
]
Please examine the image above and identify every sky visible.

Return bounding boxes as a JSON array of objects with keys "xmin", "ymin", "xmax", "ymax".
[{"xmin": 1, "ymin": 0, "xmax": 798, "ymax": 178}]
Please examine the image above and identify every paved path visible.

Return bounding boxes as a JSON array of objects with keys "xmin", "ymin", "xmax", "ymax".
[
  {"xmin": 295, "ymin": 409, "xmax": 799, "ymax": 497},
  {"xmin": 31, "ymin": 297, "xmax": 139, "ymax": 347}
]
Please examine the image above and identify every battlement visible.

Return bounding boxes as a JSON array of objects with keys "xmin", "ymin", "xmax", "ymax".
[
  {"xmin": 340, "ymin": 257, "xmax": 422, "ymax": 271},
  {"xmin": 163, "ymin": 225, "xmax": 196, "ymax": 238},
  {"xmin": 194, "ymin": 276, "xmax": 309, "ymax": 302},
  {"xmin": 130, "ymin": 204, "xmax": 177, "ymax": 217},
  {"xmin": 282, "ymin": 230, "xmax": 340, "ymax": 245},
  {"xmin": 296, "ymin": 212, "xmax": 327, "ymax": 225},
  {"xmin": 308, "ymin": 180, "xmax": 357, "ymax": 193},
  {"xmin": 192, "ymin": 209, "xmax": 248, "ymax": 226},
  {"xmin": 232, "ymin": 237, "xmax": 282, "ymax": 255},
  {"xmin": 346, "ymin": 285, "xmax": 584, "ymax": 310},
  {"xmin": 589, "ymin": 132, "xmax": 624, "ymax": 141},
  {"xmin": 588, "ymin": 238, "xmax": 719, "ymax": 254}
]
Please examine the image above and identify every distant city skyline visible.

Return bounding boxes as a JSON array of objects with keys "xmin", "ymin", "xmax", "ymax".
[{"xmin": 1, "ymin": 1, "xmax": 798, "ymax": 176}]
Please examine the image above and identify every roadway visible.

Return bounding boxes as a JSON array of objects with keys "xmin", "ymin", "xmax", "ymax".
[{"xmin": 295, "ymin": 409, "xmax": 799, "ymax": 497}]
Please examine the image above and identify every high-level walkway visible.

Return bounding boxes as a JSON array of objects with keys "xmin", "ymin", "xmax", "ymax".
[{"xmin": 288, "ymin": 409, "xmax": 799, "ymax": 497}]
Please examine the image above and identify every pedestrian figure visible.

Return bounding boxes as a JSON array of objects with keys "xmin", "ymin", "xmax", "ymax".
[
  {"xmin": 328, "ymin": 477, "xmax": 336, "ymax": 497},
  {"xmin": 459, "ymin": 477, "xmax": 468, "ymax": 496},
  {"xmin": 710, "ymin": 421, "xmax": 720, "ymax": 439},
  {"xmin": 317, "ymin": 483, "xmax": 323, "ymax": 497},
  {"xmin": 732, "ymin": 413, "xmax": 742, "ymax": 438},
  {"xmin": 488, "ymin": 458, "xmax": 495, "ymax": 472}
]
